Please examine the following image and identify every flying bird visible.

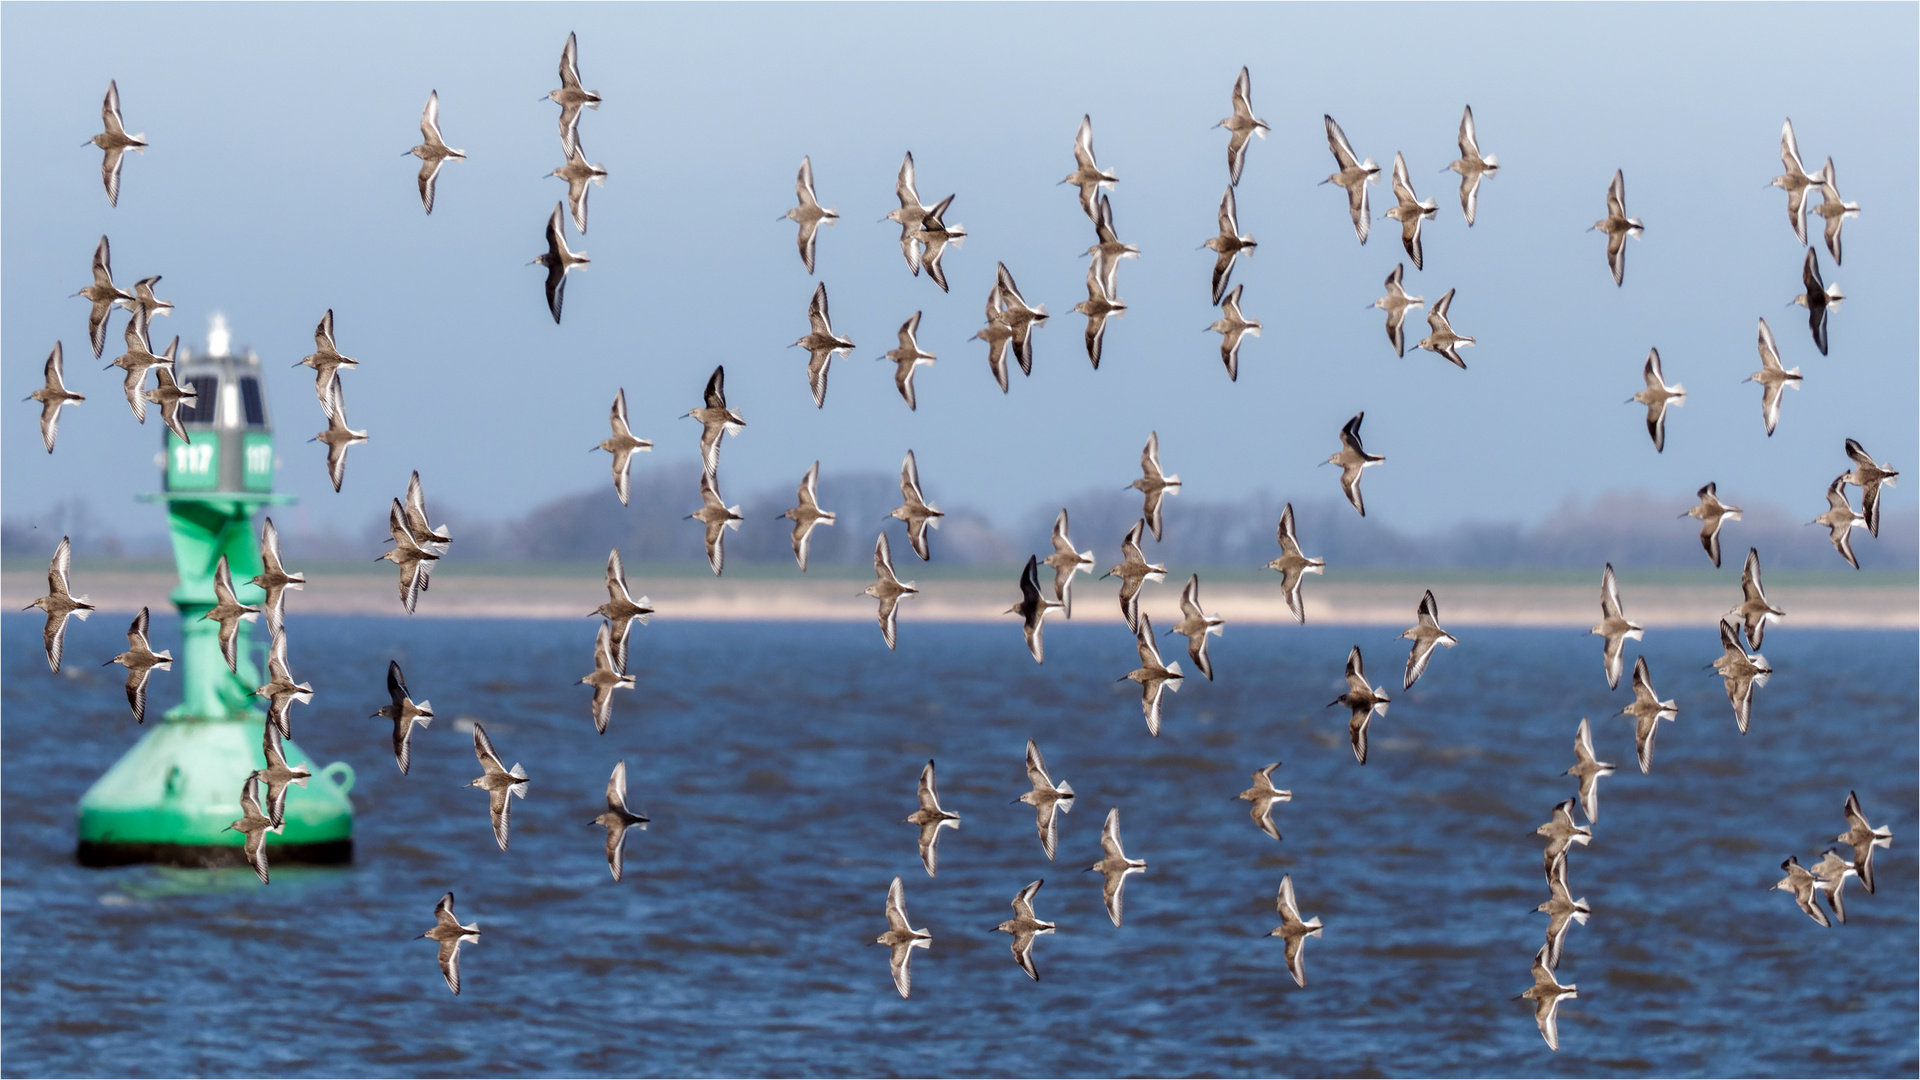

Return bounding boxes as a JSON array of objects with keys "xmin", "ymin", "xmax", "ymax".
[
  {"xmin": 1086, "ymin": 807, "xmax": 1147, "ymax": 927},
  {"xmin": 1218, "ymin": 67, "xmax": 1268, "ymax": 185},
  {"xmin": 1811, "ymin": 476, "xmax": 1867, "ymax": 570},
  {"xmin": 1683, "ymin": 482, "xmax": 1742, "ymax": 569},
  {"xmin": 974, "ymin": 280, "xmax": 1017, "ymax": 392},
  {"xmin": 1203, "ymin": 186, "xmax": 1256, "ymax": 305},
  {"xmin": 1329, "ymin": 646, "xmax": 1390, "ymax": 764},
  {"xmin": 467, "ymin": 722, "xmax": 529, "ymax": 851},
  {"xmin": 250, "ymin": 518, "xmax": 307, "ymax": 638},
  {"xmin": 1809, "ymin": 158, "xmax": 1859, "ymax": 264},
  {"xmin": 1019, "ymin": 738, "xmax": 1075, "ymax": 861},
  {"xmin": 1728, "ymin": 547, "xmax": 1784, "ymax": 650},
  {"xmin": 1841, "ymin": 438, "xmax": 1898, "ymax": 538},
  {"xmin": 28, "ymin": 343, "xmax": 84, "ymax": 453},
  {"xmin": 1385, "ymin": 152, "xmax": 1437, "ymax": 270},
  {"xmin": 593, "ymin": 547, "xmax": 654, "ymax": 670},
  {"xmin": 886, "ymin": 151, "xmax": 936, "ymax": 275},
  {"xmin": 914, "ymin": 194, "xmax": 967, "ymax": 293},
  {"xmin": 883, "ymin": 312, "xmax": 936, "ymax": 411},
  {"xmin": 142, "ymin": 356, "xmax": 195, "ymax": 444},
  {"xmin": 529, "ymin": 202, "xmax": 589, "ymax": 323},
  {"xmin": 402, "ymin": 471, "xmax": 452, "ymax": 557},
  {"xmin": 1446, "ymin": 105, "xmax": 1498, "ymax": 225},
  {"xmin": 1809, "ymin": 849, "xmax": 1857, "ymax": 924},
  {"xmin": 889, "ymin": 450, "xmax": 944, "ymax": 561},
  {"xmin": 593, "ymin": 760, "xmax": 649, "ymax": 883},
  {"xmin": 1168, "ymin": 573, "xmax": 1225, "ymax": 680},
  {"xmin": 1415, "ymin": 288, "xmax": 1474, "ymax": 368},
  {"xmin": 579, "ymin": 620, "xmax": 636, "ymax": 735},
  {"xmin": 864, "ymin": 533, "xmax": 918, "ymax": 651},
  {"xmin": 688, "ymin": 474, "xmax": 743, "ymax": 576},
  {"xmin": 1712, "ymin": 617, "xmax": 1771, "ymax": 734},
  {"xmin": 1628, "ymin": 348, "xmax": 1685, "ymax": 453},
  {"xmin": 88, "ymin": 81, "xmax": 146, "ymax": 207},
  {"xmin": 1592, "ymin": 169, "xmax": 1643, "ymax": 286},
  {"xmin": 254, "ymin": 631, "xmax": 314, "ymax": 740},
  {"xmin": 203, "ymin": 555, "xmax": 260, "ymax": 673},
  {"xmin": 1770, "ymin": 119, "xmax": 1828, "ymax": 246},
  {"xmin": 1207, "ymin": 283, "xmax": 1258, "ymax": 381},
  {"xmin": 1102, "ymin": 519, "xmax": 1166, "ymax": 633},
  {"xmin": 254, "ymin": 722, "xmax": 312, "ymax": 828},
  {"xmin": 378, "ymin": 498, "xmax": 440, "ymax": 613},
  {"xmin": 1774, "ymin": 856, "xmax": 1831, "ymax": 928},
  {"xmin": 1061, "ymin": 114, "xmax": 1116, "ymax": 221},
  {"xmin": 1591, "ymin": 563, "xmax": 1643, "ymax": 690},
  {"xmin": 792, "ymin": 282, "xmax": 854, "ymax": 408},
  {"xmin": 685, "ymin": 365, "xmax": 744, "ymax": 483},
  {"xmin": 597, "ymin": 388, "xmax": 653, "ymax": 506},
  {"xmin": 118, "ymin": 275, "xmax": 174, "ymax": 325},
  {"xmin": 1535, "ymin": 853, "xmax": 1590, "ymax": 971},
  {"xmin": 1075, "ymin": 257, "xmax": 1127, "ymax": 371},
  {"xmin": 783, "ymin": 156, "xmax": 839, "ymax": 274},
  {"xmin": 549, "ymin": 136, "xmax": 607, "ymax": 234},
  {"xmin": 994, "ymin": 880, "xmax": 1057, "ymax": 982},
  {"xmin": 1520, "ymin": 944, "xmax": 1578, "ymax": 1051},
  {"xmin": 310, "ymin": 379, "xmax": 366, "ymax": 493},
  {"xmin": 1085, "ymin": 194, "xmax": 1139, "ymax": 297},
  {"xmin": 1746, "ymin": 319, "xmax": 1801, "ymax": 437},
  {"xmin": 1322, "ymin": 115, "xmax": 1379, "ymax": 244},
  {"xmin": 106, "ymin": 312, "xmax": 168, "ymax": 424},
  {"xmin": 105, "ymin": 606, "xmax": 170, "ymax": 723},
  {"xmin": 1236, "ymin": 762, "xmax": 1291, "ymax": 842},
  {"xmin": 1008, "ymin": 555, "xmax": 1065, "ymax": 664},
  {"xmin": 1399, "ymin": 589, "xmax": 1457, "ymax": 689},
  {"xmin": 547, "ymin": 32, "xmax": 601, "ymax": 155},
  {"xmin": 295, "ymin": 310, "xmax": 358, "ymax": 421},
  {"xmin": 374, "ymin": 659, "xmax": 434, "ymax": 775},
  {"xmin": 994, "ymin": 263, "xmax": 1048, "ymax": 376},
  {"xmin": 1325, "ymin": 412, "xmax": 1384, "ymax": 516},
  {"xmin": 76, "ymin": 236, "xmax": 135, "ymax": 359},
  {"xmin": 1373, "ymin": 264, "xmax": 1422, "ymax": 358},
  {"xmin": 1265, "ymin": 503, "xmax": 1324, "ymax": 624},
  {"xmin": 1536, "ymin": 798, "xmax": 1592, "ymax": 884},
  {"xmin": 1268, "ymin": 875, "xmax": 1324, "ymax": 988},
  {"xmin": 1620, "ymin": 655, "xmax": 1678, "ymax": 774},
  {"xmin": 418, "ymin": 892, "xmax": 481, "ymax": 995},
  {"xmin": 225, "ymin": 775, "xmax": 280, "ymax": 885},
  {"xmin": 1564, "ymin": 718, "xmax": 1614, "ymax": 825},
  {"xmin": 406, "ymin": 90, "xmax": 465, "ymax": 215},
  {"xmin": 874, "ymin": 876, "xmax": 932, "ymax": 999},
  {"xmin": 1124, "ymin": 613, "xmax": 1184, "ymax": 737},
  {"xmin": 780, "ymin": 462, "xmax": 836, "ymax": 572},
  {"xmin": 1837, "ymin": 790, "xmax": 1893, "ymax": 894},
  {"xmin": 1130, "ymin": 431, "xmax": 1183, "ymax": 541},
  {"xmin": 905, "ymin": 759, "xmax": 961, "ymax": 877},
  {"xmin": 1791, "ymin": 247, "xmax": 1842, "ymax": 356},
  {"xmin": 1043, "ymin": 509, "xmax": 1094, "ymax": 618}
]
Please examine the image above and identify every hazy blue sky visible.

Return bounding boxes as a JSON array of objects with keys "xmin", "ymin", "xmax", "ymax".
[{"xmin": 5, "ymin": 3, "xmax": 1915, "ymax": 545}]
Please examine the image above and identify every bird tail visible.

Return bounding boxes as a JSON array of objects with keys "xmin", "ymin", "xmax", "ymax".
[
  {"xmin": 1056, "ymin": 780, "xmax": 1074, "ymax": 803},
  {"xmin": 509, "ymin": 766, "xmax": 529, "ymax": 798}
]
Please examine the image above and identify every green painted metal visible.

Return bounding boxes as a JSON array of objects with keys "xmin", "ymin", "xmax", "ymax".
[{"xmin": 76, "ymin": 345, "xmax": 354, "ymax": 866}]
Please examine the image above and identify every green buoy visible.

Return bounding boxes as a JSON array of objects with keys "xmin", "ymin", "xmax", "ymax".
[{"xmin": 77, "ymin": 328, "xmax": 355, "ymax": 867}]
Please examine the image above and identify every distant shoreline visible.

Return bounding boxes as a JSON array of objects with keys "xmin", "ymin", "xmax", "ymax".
[{"xmin": 10, "ymin": 568, "xmax": 1914, "ymax": 628}]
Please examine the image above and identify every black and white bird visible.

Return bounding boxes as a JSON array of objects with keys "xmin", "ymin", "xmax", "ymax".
[
  {"xmin": 1265, "ymin": 503, "xmax": 1324, "ymax": 624},
  {"xmin": 1325, "ymin": 412, "xmax": 1384, "ymax": 516},
  {"xmin": 373, "ymin": 659, "xmax": 434, "ymax": 775},
  {"xmin": 466, "ymin": 722, "xmax": 529, "ymax": 851},
  {"xmin": 783, "ymin": 156, "xmax": 839, "ymax": 274},
  {"xmin": 593, "ymin": 760, "xmax": 649, "ymax": 883},
  {"xmin": 1683, "ymin": 483, "xmax": 1742, "ymax": 569},
  {"xmin": 780, "ymin": 462, "xmax": 836, "ymax": 573},
  {"xmin": 597, "ymin": 388, "xmax": 653, "ymax": 506},
  {"xmin": 28, "ymin": 342, "xmax": 84, "ymax": 453},
  {"xmin": 1329, "ymin": 646, "xmax": 1390, "ymax": 764},
  {"xmin": 1791, "ymin": 247, "xmax": 1843, "ymax": 356},
  {"xmin": 1593, "ymin": 169, "xmax": 1643, "ymax": 287},
  {"xmin": 530, "ymin": 202, "xmax": 589, "ymax": 324},
  {"xmin": 1446, "ymin": 105, "xmax": 1498, "ymax": 225},
  {"xmin": 1008, "ymin": 555, "xmax": 1065, "ymax": 664},
  {"xmin": 418, "ymin": 892, "xmax": 481, "ymax": 995},
  {"xmin": 1841, "ymin": 438, "xmax": 1898, "ymax": 538},
  {"xmin": 905, "ymin": 760, "xmax": 960, "ymax": 878},
  {"xmin": 105, "ymin": 606, "xmax": 170, "ymax": 723},
  {"xmin": 406, "ymin": 91, "xmax": 465, "ymax": 215},
  {"xmin": 1414, "ymin": 288, "xmax": 1474, "ymax": 368},
  {"xmin": 685, "ymin": 365, "xmax": 744, "ymax": 483},
  {"xmin": 1628, "ymin": 348, "xmax": 1685, "ymax": 453},
  {"xmin": 88, "ymin": 81, "xmax": 146, "ymax": 207}
]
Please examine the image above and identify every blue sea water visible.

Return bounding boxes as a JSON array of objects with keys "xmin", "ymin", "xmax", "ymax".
[{"xmin": 4, "ymin": 613, "xmax": 1915, "ymax": 1078}]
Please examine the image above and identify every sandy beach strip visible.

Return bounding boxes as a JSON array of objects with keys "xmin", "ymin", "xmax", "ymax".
[{"xmin": 9, "ymin": 567, "xmax": 1914, "ymax": 628}]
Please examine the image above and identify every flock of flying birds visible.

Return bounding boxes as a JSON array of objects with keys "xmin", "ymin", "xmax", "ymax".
[{"xmin": 22, "ymin": 43, "xmax": 1903, "ymax": 1049}]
